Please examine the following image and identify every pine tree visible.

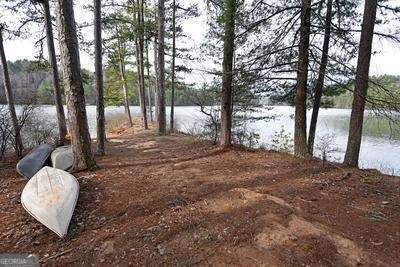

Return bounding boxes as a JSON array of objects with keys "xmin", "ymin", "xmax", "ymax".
[
  {"xmin": 170, "ymin": 0, "xmax": 176, "ymax": 131},
  {"xmin": 94, "ymin": 0, "xmax": 106, "ymax": 155},
  {"xmin": 156, "ymin": 0, "xmax": 166, "ymax": 135},
  {"xmin": 36, "ymin": 0, "xmax": 68, "ymax": 145},
  {"xmin": 294, "ymin": 0, "xmax": 311, "ymax": 158},
  {"xmin": 134, "ymin": 0, "xmax": 148, "ymax": 129},
  {"xmin": 55, "ymin": 0, "xmax": 97, "ymax": 171},
  {"xmin": 343, "ymin": 0, "xmax": 378, "ymax": 167},
  {"xmin": 307, "ymin": 0, "xmax": 333, "ymax": 155},
  {"xmin": 0, "ymin": 25, "xmax": 24, "ymax": 157},
  {"xmin": 220, "ymin": 0, "xmax": 237, "ymax": 148}
]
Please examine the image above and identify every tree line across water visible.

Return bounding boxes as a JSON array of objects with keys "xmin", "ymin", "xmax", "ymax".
[
  {"xmin": 2, "ymin": 59, "xmax": 400, "ymax": 109},
  {"xmin": 0, "ymin": 0, "xmax": 399, "ymax": 172},
  {"xmin": 0, "ymin": 59, "xmax": 198, "ymax": 106}
]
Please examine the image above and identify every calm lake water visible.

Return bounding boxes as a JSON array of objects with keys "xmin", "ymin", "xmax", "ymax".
[{"xmin": 15, "ymin": 105, "xmax": 400, "ymax": 175}]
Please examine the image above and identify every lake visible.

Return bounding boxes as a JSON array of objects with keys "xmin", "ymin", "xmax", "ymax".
[{"xmin": 13, "ymin": 105, "xmax": 400, "ymax": 175}]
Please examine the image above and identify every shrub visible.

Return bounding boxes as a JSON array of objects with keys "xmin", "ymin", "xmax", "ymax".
[
  {"xmin": 270, "ymin": 126, "xmax": 293, "ymax": 153},
  {"xmin": 314, "ymin": 133, "xmax": 340, "ymax": 162},
  {"xmin": 0, "ymin": 105, "xmax": 58, "ymax": 159},
  {"xmin": 21, "ymin": 109, "xmax": 58, "ymax": 148}
]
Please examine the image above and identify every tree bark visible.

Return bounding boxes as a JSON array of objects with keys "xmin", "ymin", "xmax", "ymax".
[
  {"xmin": 56, "ymin": 0, "xmax": 97, "ymax": 171},
  {"xmin": 42, "ymin": 0, "xmax": 67, "ymax": 145},
  {"xmin": 307, "ymin": 0, "xmax": 333, "ymax": 155},
  {"xmin": 170, "ymin": 0, "xmax": 176, "ymax": 131},
  {"xmin": 294, "ymin": 0, "xmax": 311, "ymax": 158},
  {"xmin": 220, "ymin": 0, "xmax": 237, "ymax": 148},
  {"xmin": 94, "ymin": 0, "xmax": 105, "ymax": 155},
  {"xmin": 343, "ymin": 0, "xmax": 377, "ymax": 167},
  {"xmin": 156, "ymin": 0, "xmax": 166, "ymax": 135},
  {"xmin": 0, "ymin": 27, "xmax": 24, "ymax": 157},
  {"xmin": 145, "ymin": 39, "xmax": 153, "ymax": 122}
]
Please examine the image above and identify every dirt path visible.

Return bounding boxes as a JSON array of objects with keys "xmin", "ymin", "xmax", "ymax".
[{"xmin": 1, "ymin": 122, "xmax": 399, "ymax": 266}]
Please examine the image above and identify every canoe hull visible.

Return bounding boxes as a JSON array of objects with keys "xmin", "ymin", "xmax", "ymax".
[
  {"xmin": 21, "ymin": 166, "xmax": 79, "ymax": 238},
  {"xmin": 16, "ymin": 144, "xmax": 54, "ymax": 179},
  {"xmin": 51, "ymin": 145, "xmax": 73, "ymax": 172}
]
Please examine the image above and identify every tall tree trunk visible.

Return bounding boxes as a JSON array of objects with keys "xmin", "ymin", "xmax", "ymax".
[
  {"xmin": 143, "ymin": 0, "xmax": 153, "ymax": 123},
  {"xmin": 119, "ymin": 59, "xmax": 133, "ymax": 127},
  {"xmin": 153, "ymin": 37, "xmax": 159, "ymax": 121},
  {"xmin": 135, "ymin": 0, "xmax": 148, "ymax": 129},
  {"xmin": 94, "ymin": 0, "xmax": 105, "ymax": 155},
  {"xmin": 170, "ymin": 0, "xmax": 176, "ymax": 131},
  {"xmin": 140, "ymin": 0, "xmax": 148, "ymax": 129},
  {"xmin": 294, "ymin": 0, "xmax": 311, "ymax": 158},
  {"xmin": 116, "ymin": 28, "xmax": 133, "ymax": 127},
  {"xmin": 56, "ymin": 0, "xmax": 97, "ymax": 171},
  {"xmin": 134, "ymin": 37, "xmax": 147, "ymax": 128},
  {"xmin": 156, "ymin": 0, "xmax": 166, "ymax": 135},
  {"xmin": 119, "ymin": 57, "xmax": 133, "ymax": 127},
  {"xmin": 0, "ymin": 27, "xmax": 23, "ymax": 157},
  {"xmin": 307, "ymin": 0, "xmax": 333, "ymax": 155},
  {"xmin": 343, "ymin": 0, "xmax": 377, "ymax": 167},
  {"xmin": 42, "ymin": 0, "xmax": 67, "ymax": 145},
  {"xmin": 146, "ymin": 39, "xmax": 153, "ymax": 122},
  {"xmin": 220, "ymin": 0, "xmax": 237, "ymax": 148}
]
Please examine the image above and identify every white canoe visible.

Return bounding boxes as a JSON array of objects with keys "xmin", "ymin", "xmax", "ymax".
[
  {"xmin": 21, "ymin": 166, "xmax": 79, "ymax": 238},
  {"xmin": 51, "ymin": 145, "xmax": 73, "ymax": 172}
]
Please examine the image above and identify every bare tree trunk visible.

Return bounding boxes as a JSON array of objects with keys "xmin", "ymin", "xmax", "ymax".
[
  {"xmin": 307, "ymin": 0, "xmax": 333, "ymax": 155},
  {"xmin": 42, "ymin": 0, "xmax": 67, "ymax": 145},
  {"xmin": 135, "ymin": 38, "xmax": 147, "ymax": 128},
  {"xmin": 143, "ymin": 0, "xmax": 153, "ymax": 123},
  {"xmin": 135, "ymin": 0, "xmax": 148, "ymax": 129},
  {"xmin": 119, "ymin": 58, "xmax": 133, "ymax": 127},
  {"xmin": 153, "ymin": 37, "xmax": 159, "ymax": 121},
  {"xmin": 94, "ymin": 0, "xmax": 105, "ymax": 155},
  {"xmin": 0, "ymin": 27, "xmax": 23, "ymax": 158},
  {"xmin": 156, "ymin": 0, "xmax": 166, "ymax": 135},
  {"xmin": 56, "ymin": 0, "xmax": 97, "ymax": 172},
  {"xmin": 220, "ymin": 0, "xmax": 237, "ymax": 148},
  {"xmin": 146, "ymin": 39, "xmax": 153, "ymax": 122},
  {"xmin": 294, "ymin": 0, "xmax": 311, "ymax": 158},
  {"xmin": 139, "ymin": 0, "xmax": 148, "ymax": 129},
  {"xmin": 116, "ymin": 27, "xmax": 133, "ymax": 127},
  {"xmin": 170, "ymin": 0, "xmax": 176, "ymax": 131},
  {"xmin": 344, "ymin": 0, "xmax": 377, "ymax": 167}
]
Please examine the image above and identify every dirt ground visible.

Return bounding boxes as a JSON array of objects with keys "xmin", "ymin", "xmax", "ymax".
[{"xmin": 1, "ymin": 121, "xmax": 399, "ymax": 266}]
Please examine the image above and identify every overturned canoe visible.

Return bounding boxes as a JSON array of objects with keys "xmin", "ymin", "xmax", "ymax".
[
  {"xmin": 21, "ymin": 166, "xmax": 79, "ymax": 238},
  {"xmin": 51, "ymin": 145, "xmax": 73, "ymax": 171},
  {"xmin": 16, "ymin": 144, "xmax": 54, "ymax": 179}
]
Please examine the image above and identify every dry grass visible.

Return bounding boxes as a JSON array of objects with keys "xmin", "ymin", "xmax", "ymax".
[{"xmin": 105, "ymin": 112, "xmax": 131, "ymax": 133}]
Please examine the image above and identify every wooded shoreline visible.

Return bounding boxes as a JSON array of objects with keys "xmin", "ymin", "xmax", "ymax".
[{"xmin": 1, "ymin": 0, "xmax": 400, "ymax": 264}]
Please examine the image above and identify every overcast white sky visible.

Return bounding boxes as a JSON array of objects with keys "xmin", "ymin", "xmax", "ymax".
[{"xmin": 2, "ymin": 0, "xmax": 400, "ymax": 80}]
